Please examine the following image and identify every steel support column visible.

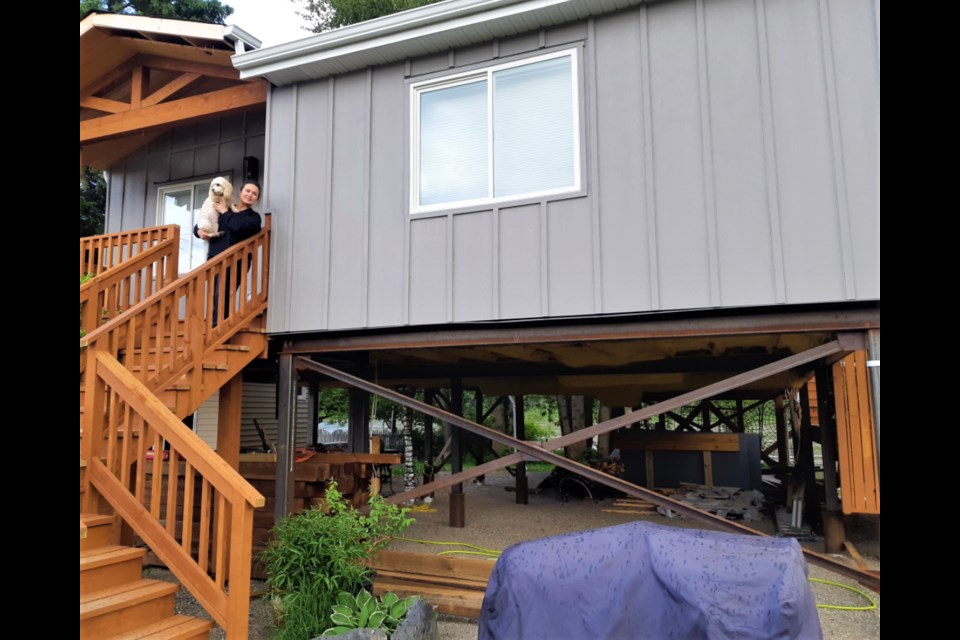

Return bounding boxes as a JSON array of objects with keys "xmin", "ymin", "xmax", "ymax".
[
  {"xmin": 348, "ymin": 388, "xmax": 371, "ymax": 454},
  {"xmin": 275, "ymin": 352, "xmax": 297, "ymax": 523},
  {"xmin": 449, "ymin": 378, "xmax": 464, "ymax": 527},
  {"xmin": 816, "ymin": 366, "xmax": 844, "ymax": 553}
]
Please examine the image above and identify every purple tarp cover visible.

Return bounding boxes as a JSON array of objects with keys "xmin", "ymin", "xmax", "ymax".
[{"xmin": 478, "ymin": 521, "xmax": 822, "ymax": 640}]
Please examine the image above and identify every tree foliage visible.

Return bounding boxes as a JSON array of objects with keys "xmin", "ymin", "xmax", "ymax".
[
  {"xmin": 80, "ymin": 167, "xmax": 107, "ymax": 238},
  {"xmin": 80, "ymin": 0, "xmax": 233, "ymax": 23},
  {"xmin": 295, "ymin": 0, "xmax": 441, "ymax": 33}
]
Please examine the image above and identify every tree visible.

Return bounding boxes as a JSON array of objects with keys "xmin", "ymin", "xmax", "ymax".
[
  {"xmin": 294, "ymin": 0, "xmax": 441, "ymax": 33},
  {"xmin": 80, "ymin": 167, "xmax": 106, "ymax": 238},
  {"xmin": 80, "ymin": 0, "xmax": 233, "ymax": 23}
]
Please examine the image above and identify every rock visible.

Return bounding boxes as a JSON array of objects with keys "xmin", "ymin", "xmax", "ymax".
[{"xmin": 392, "ymin": 600, "xmax": 439, "ymax": 640}]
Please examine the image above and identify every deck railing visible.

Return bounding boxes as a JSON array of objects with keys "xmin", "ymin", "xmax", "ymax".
[
  {"xmin": 80, "ymin": 227, "xmax": 180, "ymax": 336},
  {"xmin": 81, "ymin": 217, "xmax": 270, "ymax": 406},
  {"xmin": 80, "ymin": 217, "xmax": 271, "ymax": 639},
  {"xmin": 85, "ymin": 352, "xmax": 263, "ymax": 637},
  {"xmin": 80, "ymin": 225, "xmax": 178, "ymax": 278}
]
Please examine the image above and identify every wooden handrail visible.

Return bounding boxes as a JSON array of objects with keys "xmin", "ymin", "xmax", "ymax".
[
  {"xmin": 80, "ymin": 225, "xmax": 178, "ymax": 277},
  {"xmin": 81, "ymin": 217, "xmax": 271, "ymax": 405},
  {"xmin": 80, "ymin": 229, "xmax": 180, "ymax": 336},
  {"xmin": 86, "ymin": 352, "xmax": 263, "ymax": 636},
  {"xmin": 80, "ymin": 217, "xmax": 271, "ymax": 638}
]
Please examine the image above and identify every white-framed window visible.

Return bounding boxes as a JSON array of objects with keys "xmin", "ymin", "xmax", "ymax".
[
  {"xmin": 157, "ymin": 178, "xmax": 214, "ymax": 273},
  {"xmin": 411, "ymin": 48, "xmax": 582, "ymax": 213}
]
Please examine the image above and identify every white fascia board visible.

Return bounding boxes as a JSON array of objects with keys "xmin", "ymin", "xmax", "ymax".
[{"xmin": 233, "ymin": 0, "xmax": 643, "ymax": 84}]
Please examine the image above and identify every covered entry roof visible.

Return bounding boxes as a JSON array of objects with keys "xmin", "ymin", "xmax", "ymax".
[{"xmin": 80, "ymin": 12, "xmax": 267, "ymax": 170}]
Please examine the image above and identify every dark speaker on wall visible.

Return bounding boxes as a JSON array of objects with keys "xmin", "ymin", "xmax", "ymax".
[{"xmin": 243, "ymin": 156, "xmax": 259, "ymax": 182}]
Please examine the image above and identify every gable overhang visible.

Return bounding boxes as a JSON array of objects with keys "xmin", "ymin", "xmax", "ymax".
[
  {"xmin": 234, "ymin": 0, "xmax": 647, "ymax": 86},
  {"xmin": 80, "ymin": 12, "xmax": 266, "ymax": 171}
]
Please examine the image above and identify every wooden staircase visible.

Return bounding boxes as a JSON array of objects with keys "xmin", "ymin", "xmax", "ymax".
[
  {"xmin": 81, "ymin": 515, "xmax": 213, "ymax": 640},
  {"xmin": 80, "ymin": 221, "xmax": 271, "ymax": 639}
]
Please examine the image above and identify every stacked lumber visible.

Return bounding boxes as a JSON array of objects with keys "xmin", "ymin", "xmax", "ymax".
[
  {"xmin": 602, "ymin": 489, "xmax": 678, "ymax": 515},
  {"xmin": 367, "ymin": 551, "xmax": 495, "ymax": 618}
]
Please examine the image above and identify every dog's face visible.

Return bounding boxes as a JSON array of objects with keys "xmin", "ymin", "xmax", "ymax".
[{"xmin": 209, "ymin": 177, "xmax": 233, "ymax": 201}]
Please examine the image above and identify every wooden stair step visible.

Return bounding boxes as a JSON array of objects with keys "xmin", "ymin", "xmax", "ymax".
[
  {"xmin": 102, "ymin": 615, "xmax": 214, "ymax": 640},
  {"xmin": 80, "ymin": 545, "xmax": 147, "ymax": 571},
  {"xmin": 80, "ymin": 514, "xmax": 115, "ymax": 550},
  {"xmin": 80, "ymin": 579, "xmax": 180, "ymax": 639},
  {"xmin": 216, "ymin": 344, "xmax": 250, "ymax": 352},
  {"xmin": 201, "ymin": 363, "xmax": 229, "ymax": 371},
  {"xmin": 80, "ymin": 513, "xmax": 114, "ymax": 527},
  {"xmin": 80, "ymin": 545, "xmax": 148, "ymax": 595}
]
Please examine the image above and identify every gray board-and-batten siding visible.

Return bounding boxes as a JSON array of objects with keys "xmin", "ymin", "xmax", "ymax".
[
  {"xmin": 263, "ymin": 0, "xmax": 878, "ymax": 336},
  {"xmin": 104, "ymin": 112, "xmax": 266, "ymax": 233}
]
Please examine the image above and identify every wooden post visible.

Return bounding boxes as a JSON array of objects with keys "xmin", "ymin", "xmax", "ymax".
[
  {"xmin": 275, "ymin": 352, "xmax": 296, "ymax": 523},
  {"xmin": 216, "ymin": 373, "xmax": 243, "ymax": 470},
  {"xmin": 349, "ymin": 388, "xmax": 371, "ymax": 454},
  {"xmin": 450, "ymin": 378, "xmax": 464, "ymax": 528},
  {"xmin": 514, "ymin": 395, "xmax": 527, "ymax": 505}
]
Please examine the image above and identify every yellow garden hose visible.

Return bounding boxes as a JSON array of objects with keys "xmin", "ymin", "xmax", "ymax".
[
  {"xmin": 392, "ymin": 536, "xmax": 501, "ymax": 558},
  {"xmin": 809, "ymin": 577, "xmax": 878, "ymax": 611}
]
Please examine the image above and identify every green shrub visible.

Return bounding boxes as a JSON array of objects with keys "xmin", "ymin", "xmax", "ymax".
[
  {"xmin": 261, "ymin": 482, "xmax": 413, "ymax": 640},
  {"xmin": 523, "ymin": 418, "xmax": 558, "ymax": 441}
]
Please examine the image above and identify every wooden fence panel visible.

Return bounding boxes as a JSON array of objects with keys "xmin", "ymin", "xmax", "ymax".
[{"xmin": 833, "ymin": 351, "xmax": 880, "ymax": 514}]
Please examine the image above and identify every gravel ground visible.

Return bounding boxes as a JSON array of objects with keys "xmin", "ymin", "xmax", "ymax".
[{"xmin": 153, "ymin": 469, "xmax": 879, "ymax": 639}]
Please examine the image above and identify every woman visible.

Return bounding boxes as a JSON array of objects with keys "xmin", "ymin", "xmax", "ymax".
[
  {"xmin": 195, "ymin": 181, "xmax": 262, "ymax": 257},
  {"xmin": 194, "ymin": 181, "xmax": 263, "ymax": 325}
]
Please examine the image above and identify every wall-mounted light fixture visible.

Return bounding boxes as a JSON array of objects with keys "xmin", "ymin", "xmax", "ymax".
[{"xmin": 243, "ymin": 156, "xmax": 259, "ymax": 182}]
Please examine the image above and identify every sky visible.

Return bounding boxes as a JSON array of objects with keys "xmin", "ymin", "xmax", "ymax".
[{"xmin": 226, "ymin": 0, "xmax": 312, "ymax": 47}]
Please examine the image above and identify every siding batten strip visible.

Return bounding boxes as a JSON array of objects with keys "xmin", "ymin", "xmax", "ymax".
[
  {"xmin": 446, "ymin": 213, "xmax": 454, "ymax": 323},
  {"xmin": 586, "ymin": 18, "xmax": 603, "ymax": 314},
  {"xmin": 818, "ymin": 0, "xmax": 856, "ymax": 299},
  {"xmin": 262, "ymin": 90, "xmax": 276, "ymax": 328},
  {"xmin": 288, "ymin": 85, "xmax": 299, "ymax": 326},
  {"xmin": 323, "ymin": 79, "xmax": 335, "ymax": 329},
  {"xmin": 492, "ymin": 206, "xmax": 500, "ymax": 319},
  {"xmin": 361, "ymin": 68, "xmax": 373, "ymax": 324},
  {"xmin": 539, "ymin": 201, "xmax": 548, "ymax": 316},
  {"xmin": 754, "ymin": 0, "xmax": 786, "ymax": 303},
  {"xmin": 402, "ymin": 73, "xmax": 411, "ymax": 324},
  {"xmin": 639, "ymin": 4, "xmax": 660, "ymax": 309},
  {"xmin": 696, "ymin": 0, "xmax": 721, "ymax": 307}
]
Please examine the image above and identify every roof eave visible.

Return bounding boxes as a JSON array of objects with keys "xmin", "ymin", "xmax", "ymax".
[{"xmin": 233, "ymin": 0, "xmax": 645, "ymax": 85}]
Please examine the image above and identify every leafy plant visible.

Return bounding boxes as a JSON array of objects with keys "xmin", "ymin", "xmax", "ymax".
[
  {"xmin": 322, "ymin": 589, "xmax": 420, "ymax": 637},
  {"xmin": 80, "ymin": 274, "xmax": 94, "ymax": 339},
  {"xmin": 260, "ymin": 481, "xmax": 414, "ymax": 640}
]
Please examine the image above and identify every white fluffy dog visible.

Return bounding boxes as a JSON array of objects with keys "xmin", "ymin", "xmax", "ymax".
[{"xmin": 197, "ymin": 176, "xmax": 235, "ymax": 238}]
